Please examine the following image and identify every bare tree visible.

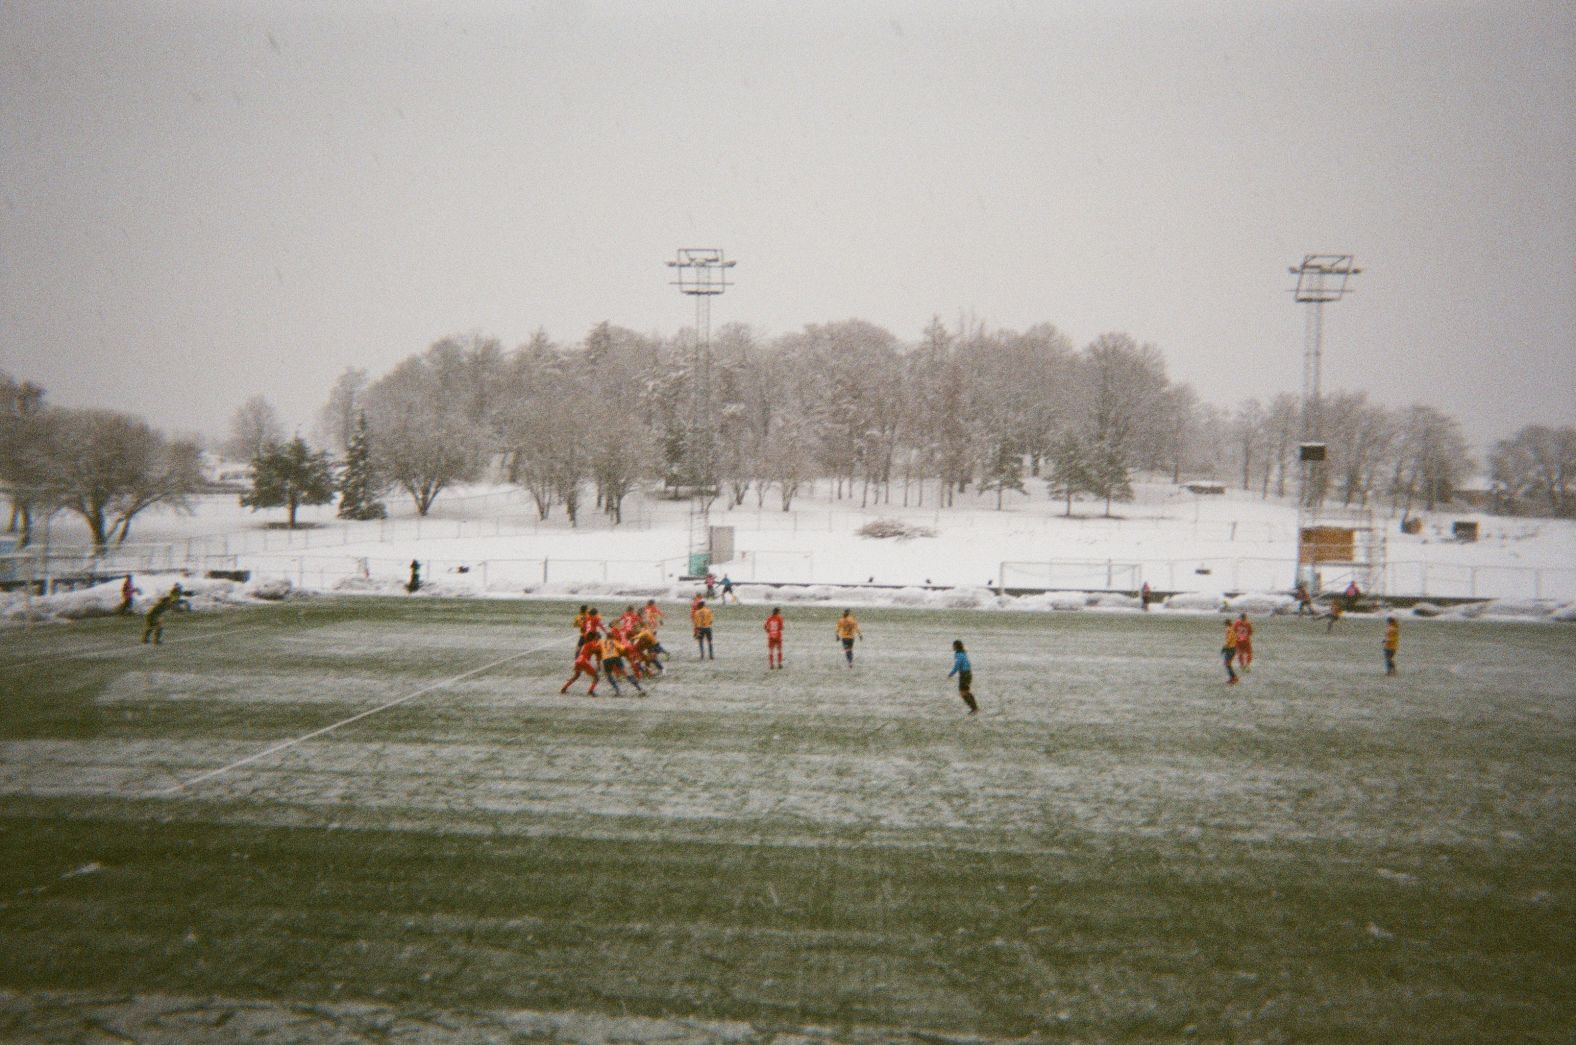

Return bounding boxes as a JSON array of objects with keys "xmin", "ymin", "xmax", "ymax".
[
  {"xmin": 1489, "ymin": 424, "xmax": 1576, "ymax": 517},
  {"xmin": 1391, "ymin": 405, "xmax": 1474, "ymax": 516},
  {"xmin": 363, "ymin": 358, "xmax": 482, "ymax": 516},
  {"xmin": 223, "ymin": 395, "xmax": 284, "ymax": 463},
  {"xmin": 52, "ymin": 409, "xmax": 203, "ymax": 552},
  {"xmin": 314, "ymin": 367, "xmax": 368, "ymax": 455},
  {"xmin": 0, "ymin": 372, "xmax": 52, "ymax": 545}
]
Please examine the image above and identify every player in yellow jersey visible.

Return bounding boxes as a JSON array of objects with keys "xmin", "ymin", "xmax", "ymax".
[
  {"xmin": 1221, "ymin": 618, "xmax": 1239, "ymax": 685},
  {"xmin": 1382, "ymin": 616, "xmax": 1400, "ymax": 675},
  {"xmin": 600, "ymin": 633, "xmax": 645, "ymax": 696},
  {"xmin": 692, "ymin": 601, "xmax": 715, "ymax": 660},
  {"xmin": 834, "ymin": 610, "xmax": 862, "ymax": 667}
]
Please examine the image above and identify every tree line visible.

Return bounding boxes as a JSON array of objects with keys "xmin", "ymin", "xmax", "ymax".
[
  {"xmin": 3, "ymin": 322, "xmax": 1571, "ymax": 552},
  {"xmin": 279, "ymin": 320, "xmax": 1557, "ymax": 525}
]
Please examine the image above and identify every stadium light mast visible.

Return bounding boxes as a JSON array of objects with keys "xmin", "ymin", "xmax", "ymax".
[
  {"xmin": 1289, "ymin": 254, "xmax": 1362, "ymax": 590},
  {"xmin": 667, "ymin": 248, "xmax": 736, "ymax": 572},
  {"xmin": 1289, "ymin": 254, "xmax": 1361, "ymax": 456}
]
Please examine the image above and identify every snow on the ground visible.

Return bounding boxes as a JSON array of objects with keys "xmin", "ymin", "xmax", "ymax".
[{"xmin": 7, "ymin": 480, "xmax": 1574, "ymax": 626}]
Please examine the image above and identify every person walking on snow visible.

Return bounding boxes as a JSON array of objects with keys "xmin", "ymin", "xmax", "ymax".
[
  {"xmin": 949, "ymin": 640, "xmax": 979, "ymax": 714},
  {"xmin": 835, "ymin": 610, "xmax": 862, "ymax": 667}
]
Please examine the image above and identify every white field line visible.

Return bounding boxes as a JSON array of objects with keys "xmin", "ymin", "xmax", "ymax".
[
  {"xmin": 153, "ymin": 635, "xmax": 566, "ymax": 797},
  {"xmin": 2, "ymin": 625, "xmax": 271, "ymax": 672}
]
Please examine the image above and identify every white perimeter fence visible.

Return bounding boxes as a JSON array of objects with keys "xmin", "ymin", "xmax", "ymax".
[{"xmin": 7, "ymin": 546, "xmax": 1572, "ymax": 603}]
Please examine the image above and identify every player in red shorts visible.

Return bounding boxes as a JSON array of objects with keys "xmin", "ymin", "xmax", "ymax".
[
  {"xmin": 560, "ymin": 634, "xmax": 602, "ymax": 696},
  {"xmin": 641, "ymin": 599, "xmax": 665, "ymax": 632},
  {"xmin": 764, "ymin": 607, "xmax": 785, "ymax": 669},
  {"xmin": 1232, "ymin": 613, "xmax": 1254, "ymax": 673}
]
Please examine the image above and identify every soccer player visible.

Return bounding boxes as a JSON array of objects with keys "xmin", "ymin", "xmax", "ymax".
[
  {"xmin": 720, "ymin": 575, "xmax": 737, "ymax": 603},
  {"xmin": 764, "ymin": 607, "xmax": 785, "ymax": 669},
  {"xmin": 619, "ymin": 605, "xmax": 642, "ymax": 634},
  {"xmin": 1294, "ymin": 583, "xmax": 1314, "ymax": 616},
  {"xmin": 1233, "ymin": 613, "xmax": 1254, "ymax": 673},
  {"xmin": 1382, "ymin": 616, "xmax": 1400, "ymax": 675},
  {"xmin": 573, "ymin": 604, "xmax": 590, "ymax": 633},
  {"xmin": 601, "ymin": 632, "xmax": 645, "ymax": 696},
  {"xmin": 693, "ymin": 600, "xmax": 715, "ymax": 660},
  {"xmin": 1221, "ymin": 618, "xmax": 1239, "ymax": 685},
  {"xmin": 1323, "ymin": 599, "xmax": 1343, "ymax": 633},
  {"xmin": 641, "ymin": 599, "xmax": 665, "ymax": 632},
  {"xmin": 835, "ymin": 610, "xmax": 862, "ymax": 667},
  {"xmin": 141, "ymin": 584, "xmax": 185, "ymax": 645},
  {"xmin": 631, "ymin": 625, "xmax": 666, "ymax": 675},
  {"xmin": 117, "ymin": 574, "xmax": 139, "ymax": 615},
  {"xmin": 948, "ymin": 639, "xmax": 978, "ymax": 714},
  {"xmin": 582, "ymin": 606, "xmax": 604, "ymax": 640},
  {"xmin": 561, "ymin": 634, "xmax": 602, "ymax": 696}
]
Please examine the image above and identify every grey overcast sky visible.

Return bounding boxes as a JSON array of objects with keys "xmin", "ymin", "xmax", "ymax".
[{"xmin": 2, "ymin": 0, "xmax": 1572, "ymax": 455}]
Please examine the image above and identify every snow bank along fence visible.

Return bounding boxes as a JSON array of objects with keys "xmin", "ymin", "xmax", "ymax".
[
  {"xmin": 1000, "ymin": 557, "xmax": 1575, "ymax": 602},
  {"xmin": 8, "ymin": 544, "xmax": 1572, "ymax": 603}
]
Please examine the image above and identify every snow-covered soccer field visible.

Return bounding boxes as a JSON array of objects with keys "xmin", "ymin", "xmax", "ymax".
[{"xmin": 1, "ymin": 597, "xmax": 1572, "ymax": 1042}]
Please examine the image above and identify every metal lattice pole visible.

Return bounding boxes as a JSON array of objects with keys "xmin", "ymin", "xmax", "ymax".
[{"xmin": 667, "ymin": 249, "xmax": 736, "ymax": 568}]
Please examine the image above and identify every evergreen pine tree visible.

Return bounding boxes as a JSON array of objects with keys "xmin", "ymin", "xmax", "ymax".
[
  {"xmin": 241, "ymin": 435, "xmax": 338, "ymax": 529},
  {"xmin": 979, "ymin": 440, "xmax": 1027, "ymax": 509},
  {"xmin": 337, "ymin": 412, "xmax": 387, "ymax": 520}
]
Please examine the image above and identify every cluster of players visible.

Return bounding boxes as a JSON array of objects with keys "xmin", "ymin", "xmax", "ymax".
[
  {"xmin": 560, "ymin": 601, "xmax": 670, "ymax": 697},
  {"xmin": 557, "ymin": 597, "xmax": 987, "ymax": 714},
  {"xmin": 1221, "ymin": 607, "xmax": 1402, "ymax": 684}
]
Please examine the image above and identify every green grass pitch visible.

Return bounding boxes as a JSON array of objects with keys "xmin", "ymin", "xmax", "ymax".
[{"xmin": 1, "ymin": 597, "xmax": 1572, "ymax": 1041}]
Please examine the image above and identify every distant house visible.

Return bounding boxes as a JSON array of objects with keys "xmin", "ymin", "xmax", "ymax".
[{"xmin": 1183, "ymin": 482, "xmax": 1226, "ymax": 496}]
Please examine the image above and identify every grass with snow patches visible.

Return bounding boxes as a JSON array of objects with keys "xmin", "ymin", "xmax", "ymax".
[{"xmin": 0, "ymin": 597, "xmax": 1572, "ymax": 1041}]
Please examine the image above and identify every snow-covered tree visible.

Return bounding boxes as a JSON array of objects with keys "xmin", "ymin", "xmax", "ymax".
[
  {"xmin": 1490, "ymin": 424, "xmax": 1576, "ymax": 517},
  {"xmin": 223, "ymin": 395, "xmax": 284, "ymax": 463},
  {"xmin": 978, "ymin": 439, "xmax": 1027, "ymax": 509},
  {"xmin": 315, "ymin": 367, "xmax": 368, "ymax": 455},
  {"xmin": 52, "ymin": 409, "xmax": 204, "ymax": 551},
  {"xmin": 0, "ymin": 372, "xmax": 53, "ymax": 545},
  {"xmin": 336, "ymin": 412, "xmax": 386, "ymax": 520}
]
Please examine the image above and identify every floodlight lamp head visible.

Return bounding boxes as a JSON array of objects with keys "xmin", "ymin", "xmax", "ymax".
[{"xmin": 1290, "ymin": 253, "xmax": 1360, "ymax": 303}]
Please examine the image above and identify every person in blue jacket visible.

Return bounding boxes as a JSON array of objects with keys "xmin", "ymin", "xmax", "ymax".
[{"xmin": 948, "ymin": 640, "xmax": 978, "ymax": 715}]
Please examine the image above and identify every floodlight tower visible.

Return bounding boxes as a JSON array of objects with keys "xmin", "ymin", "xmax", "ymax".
[
  {"xmin": 667, "ymin": 248, "xmax": 736, "ymax": 568},
  {"xmin": 1288, "ymin": 254, "xmax": 1364, "ymax": 590},
  {"xmin": 1289, "ymin": 254, "xmax": 1361, "ymax": 466}
]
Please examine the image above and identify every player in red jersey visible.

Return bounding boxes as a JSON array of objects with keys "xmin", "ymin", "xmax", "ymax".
[
  {"xmin": 763, "ymin": 607, "xmax": 785, "ymax": 669},
  {"xmin": 560, "ymin": 634, "xmax": 603, "ymax": 696},
  {"xmin": 1232, "ymin": 613, "xmax": 1254, "ymax": 673},
  {"xmin": 641, "ymin": 599, "xmax": 665, "ymax": 632}
]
